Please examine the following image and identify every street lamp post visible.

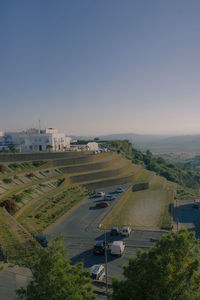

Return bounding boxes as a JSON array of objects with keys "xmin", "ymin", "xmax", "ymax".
[{"xmin": 99, "ymin": 224, "xmax": 108, "ymax": 296}]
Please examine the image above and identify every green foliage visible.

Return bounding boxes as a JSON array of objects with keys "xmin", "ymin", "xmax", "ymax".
[
  {"xmin": 111, "ymin": 230, "xmax": 200, "ymax": 300},
  {"xmin": 26, "ymin": 173, "xmax": 34, "ymax": 178},
  {"xmin": 3, "ymin": 178, "xmax": 12, "ymax": 184},
  {"xmin": 8, "ymin": 146, "xmax": 19, "ymax": 153},
  {"xmin": 105, "ymin": 140, "xmax": 200, "ymax": 194},
  {"xmin": 177, "ymin": 186, "xmax": 197, "ymax": 199},
  {"xmin": 12, "ymin": 193, "xmax": 24, "ymax": 203},
  {"xmin": 55, "ymin": 177, "xmax": 65, "ymax": 187},
  {"xmin": 0, "ymin": 163, "xmax": 7, "ymax": 173},
  {"xmin": 32, "ymin": 161, "xmax": 45, "ymax": 167},
  {"xmin": 24, "ymin": 188, "xmax": 32, "ymax": 194},
  {"xmin": 16, "ymin": 236, "xmax": 95, "ymax": 300}
]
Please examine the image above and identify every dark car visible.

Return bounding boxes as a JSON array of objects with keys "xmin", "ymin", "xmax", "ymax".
[
  {"xmin": 193, "ymin": 203, "xmax": 199, "ymax": 209},
  {"xmin": 96, "ymin": 202, "xmax": 109, "ymax": 208},
  {"xmin": 35, "ymin": 234, "xmax": 48, "ymax": 247},
  {"xmin": 104, "ymin": 195, "xmax": 117, "ymax": 201},
  {"xmin": 110, "ymin": 227, "xmax": 120, "ymax": 236},
  {"xmin": 114, "ymin": 187, "xmax": 124, "ymax": 193},
  {"xmin": 93, "ymin": 240, "xmax": 109, "ymax": 255}
]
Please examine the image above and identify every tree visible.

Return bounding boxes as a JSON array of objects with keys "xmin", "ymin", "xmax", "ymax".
[
  {"xmin": 16, "ymin": 236, "xmax": 95, "ymax": 300},
  {"xmin": 46, "ymin": 144, "xmax": 53, "ymax": 152},
  {"xmin": 111, "ymin": 230, "xmax": 200, "ymax": 300}
]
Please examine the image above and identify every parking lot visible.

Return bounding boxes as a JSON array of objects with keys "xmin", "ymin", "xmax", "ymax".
[{"xmin": 46, "ymin": 184, "xmax": 167, "ymax": 283}]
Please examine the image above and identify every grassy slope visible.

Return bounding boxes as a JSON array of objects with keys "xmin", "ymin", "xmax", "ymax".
[
  {"xmin": 102, "ymin": 173, "xmax": 175, "ymax": 230},
  {"xmin": 0, "ymin": 207, "xmax": 38, "ymax": 265},
  {"xmin": 17, "ymin": 184, "xmax": 88, "ymax": 235}
]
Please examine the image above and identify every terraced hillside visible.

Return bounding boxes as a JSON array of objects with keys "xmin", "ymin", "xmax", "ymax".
[
  {"xmin": 0, "ymin": 151, "xmax": 142, "ymax": 264},
  {"xmin": 0, "ymin": 150, "xmax": 176, "ymax": 265}
]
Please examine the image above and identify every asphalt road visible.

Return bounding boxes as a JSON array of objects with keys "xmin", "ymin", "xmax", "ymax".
[{"xmin": 176, "ymin": 199, "xmax": 200, "ymax": 236}]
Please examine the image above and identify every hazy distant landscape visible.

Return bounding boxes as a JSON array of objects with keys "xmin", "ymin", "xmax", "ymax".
[{"xmin": 76, "ymin": 133, "xmax": 200, "ymax": 154}]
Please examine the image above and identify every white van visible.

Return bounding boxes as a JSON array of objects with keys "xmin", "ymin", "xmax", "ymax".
[
  {"xmin": 91, "ymin": 264, "xmax": 105, "ymax": 281},
  {"xmin": 121, "ymin": 226, "xmax": 131, "ymax": 237},
  {"xmin": 110, "ymin": 241, "xmax": 125, "ymax": 256}
]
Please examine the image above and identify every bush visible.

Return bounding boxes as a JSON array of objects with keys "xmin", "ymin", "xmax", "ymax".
[
  {"xmin": 0, "ymin": 199, "xmax": 17, "ymax": 214},
  {"xmin": 26, "ymin": 173, "xmax": 34, "ymax": 178},
  {"xmin": 32, "ymin": 161, "xmax": 45, "ymax": 167},
  {"xmin": 3, "ymin": 178, "xmax": 12, "ymax": 184},
  {"xmin": 0, "ymin": 164, "xmax": 7, "ymax": 173},
  {"xmin": 12, "ymin": 194, "xmax": 24, "ymax": 203},
  {"xmin": 56, "ymin": 178, "xmax": 65, "ymax": 187},
  {"xmin": 24, "ymin": 188, "xmax": 32, "ymax": 194},
  {"xmin": 8, "ymin": 163, "xmax": 20, "ymax": 170}
]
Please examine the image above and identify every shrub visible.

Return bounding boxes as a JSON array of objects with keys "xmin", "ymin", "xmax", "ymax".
[
  {"xmin": 24, "ymin": 188, "xmax": 32, "ymax": 194},
  {"xmin": 0, "ymin": 164, "xmax": 7, "ymax": 173},
  {"xmin": 12, "ymin": 194, "xmax": 24, "ymax": 203},
  {"xmin": 8, "ymin": 163, "xmax": 20, "ymax": 170},
  {"xmin": 3, "ymin": 178, "xmax": 12, "ymax": 184},
  {"xmin": 0, "ymin": 199, "xmax": 17, "ymax": 214},
  {"xmin": 26, "ymin": 173, "xmax": 34, "ymax": 178},
  {"xmin": 56, "ymin": 178, "xmax": 65, "ymax": 187},
  {"xmin": 32, "ymin": 161, "xmax": 45, "ymax": 167}
]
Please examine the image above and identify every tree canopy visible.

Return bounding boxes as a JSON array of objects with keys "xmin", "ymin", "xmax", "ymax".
[
  {"xmin": 17, "ymin": 236, "xmax": 95, "ymax": 300},
  {"xmin": 111, "ymin": 229, "xmax": 200, "ymax": 300}
]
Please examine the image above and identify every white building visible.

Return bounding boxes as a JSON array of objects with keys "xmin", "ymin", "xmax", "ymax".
[
  {"xmin": 87, "ymin": 142, "xmax": 99, "ymax": 151},
  {"xmin": 3, "ymin": 128, "xmax": 71, "ymax": 152}
]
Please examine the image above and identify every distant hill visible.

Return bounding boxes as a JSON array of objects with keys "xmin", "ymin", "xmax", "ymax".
[{"xmin": 72, "ymin": 133, "xmax": 200, "ymax": 153}]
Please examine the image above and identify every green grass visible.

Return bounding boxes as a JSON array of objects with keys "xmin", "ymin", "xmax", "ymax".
[
  {"xmin": 17, "ymin": 184, "xmax": 88, "ymax": 234},
  {"xmin": 150, "ymin": 176, "xmax": 166, "ymax": 190},
  {"xmin": 0, "ymin": 207, "xmax": 38, "ymax": 266},
  {"xmin": 135, "ymin": 169, "xmax": 153, "ymax": 183},
  {"xmin": 177, "ymin": 185, "xmax": 197, "ymax": 199}
]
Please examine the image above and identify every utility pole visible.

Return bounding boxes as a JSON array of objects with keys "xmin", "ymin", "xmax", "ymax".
[
  {"xmin": 99, "ymin": 224, "xmax": 108, "ymax": 297},
  {"xmin": 38, "ymin": 119, "xmax": 41, "ymax": 133},
  {"xmin": 104, "ymin": 228, "xmax": 108, "ymax": 295}
]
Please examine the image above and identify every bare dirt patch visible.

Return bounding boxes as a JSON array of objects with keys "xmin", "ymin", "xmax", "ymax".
[
  {"xmin": 103, "ymin": 183, "xmax": 174, "ymax": 230},
  {"xmin": 126, "ymin": 190, "xmax": 168, "ymax": 229}
]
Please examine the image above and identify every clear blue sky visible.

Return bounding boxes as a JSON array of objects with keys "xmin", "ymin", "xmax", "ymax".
[{"xmin": 1, "ymin": 0, "xmax": 200, "ymax": 136}]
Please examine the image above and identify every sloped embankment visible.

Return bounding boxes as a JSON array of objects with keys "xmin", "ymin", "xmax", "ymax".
[
  {"xmin": 102, "ymin": 169, "xmax": 176, "ymax": 231},
  {"xmin": 0, "ymin": 207, "xmax": 37, "ymax": 265}
]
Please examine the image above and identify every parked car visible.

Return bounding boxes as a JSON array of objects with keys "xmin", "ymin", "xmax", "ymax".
[
  {"xmin": 35, "ymin": 234, "xmax": 48, "ymax": 247},
  {"xmin": 96, "ymin": 191, "xmax": 106, "ymax": 197},
  {"xmin": 96, "ymin": 202, "xmax": 109, "ymax": 208},
  {"xmin": 193, "ymin": 202, "xmax": 199, "ymax": 209},
  {"xmin": 110, "ymin": 241, "xmax": 125, "ymax": 256},
  {"xmin": 104, "ymin": 195, "xmax": 117, "ymax": 201},
  {"xmin": 91, "ymin": 264, "xmax": 105, "ymax": 281},
  {"xmin": 121, "ymin": 226, "xmax": 131, "ymax": 237},
  {"xmin": 110, "ymin": 227, "xmax": 120, "ymax": 236},
  {"xmin": 114, "ymin": 187, "xmax": 124, "ymax": 193},
  {"xmin": 93, "ymin": 240, "xmax": 108, "ymax": 255}
]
